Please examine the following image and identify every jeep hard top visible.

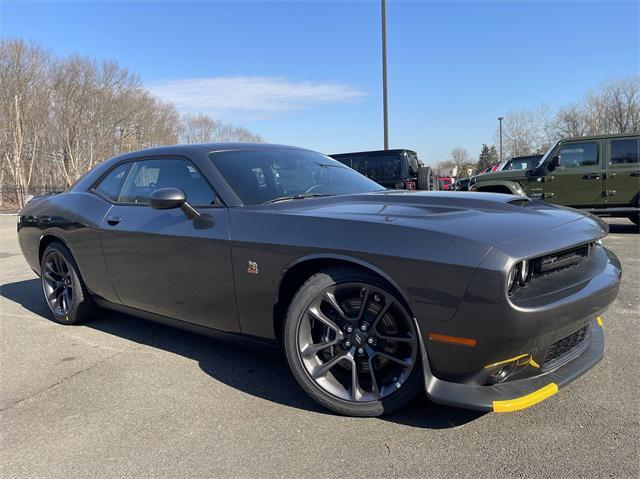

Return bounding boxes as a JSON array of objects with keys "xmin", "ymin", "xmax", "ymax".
[{"xmin": 330, "ymin": 149, "xmax": 437, "ymax": 190}]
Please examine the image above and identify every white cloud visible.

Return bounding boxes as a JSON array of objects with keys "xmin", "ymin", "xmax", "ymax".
[{"xmin": 148, "ymin": 76, "xmax": 365, "ymax": 121}]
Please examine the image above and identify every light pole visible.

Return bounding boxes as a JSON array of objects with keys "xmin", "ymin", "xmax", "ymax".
[
  {"xmin": 381, "ymin": 0, "xmax": 389, "ymax": 150},
  {"xmin": 498, "ymin": 116, "xmax": 504, "ymax": 162}
]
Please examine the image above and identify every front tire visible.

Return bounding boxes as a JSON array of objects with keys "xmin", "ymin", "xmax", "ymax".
[
  {"xmin": 283, "ymin": 267, "xmax": 423, "ymax": 416},
  {"xmin": 41, "ymin": 242, "xmax": 97, "ymax": 324}
]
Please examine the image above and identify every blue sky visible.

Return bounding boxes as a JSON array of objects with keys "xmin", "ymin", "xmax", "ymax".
[{"xmin": 1, "ymin": 0, "xmax": 638, "ymax": 164}]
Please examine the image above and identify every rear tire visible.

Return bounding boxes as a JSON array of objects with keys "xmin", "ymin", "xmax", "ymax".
[
  {"xmin": 283, "ymin": 267, "xmax": 423, "ymax": 416},
  {"xmin": 417, "ymin": 166, "xmax": 434, "ymax": 190},
  {"xmin": 40, "ymin": 242, "xmax": 97, "ymax": 325}
]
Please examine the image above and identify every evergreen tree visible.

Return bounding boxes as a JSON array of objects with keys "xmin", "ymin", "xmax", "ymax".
[
  {"xmin": 488, "ymin": 145, "xmax": 499, "ymax": 164},
  {"xmin": 476, "ymin": 144, "xmax": 500, "ymax": 173}
]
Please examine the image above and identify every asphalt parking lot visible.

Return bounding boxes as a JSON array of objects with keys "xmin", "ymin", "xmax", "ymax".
[{"xmin": 0, "ymin": 215, "xmax": 638, "ymax": 478}]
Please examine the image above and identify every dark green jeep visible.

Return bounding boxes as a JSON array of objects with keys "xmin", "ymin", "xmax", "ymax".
[{"xmin": 470, "ymin": 133, "xmax": 640, "ymax": 225}]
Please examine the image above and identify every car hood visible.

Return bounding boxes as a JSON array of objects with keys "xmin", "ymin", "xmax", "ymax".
[
  {"xmin": 275, "ymin": 191, "xmax": 607, "ymax": 252},
  {"xmin": 475, "ymin": 169, "xmax": 528, "ymax": 182}
]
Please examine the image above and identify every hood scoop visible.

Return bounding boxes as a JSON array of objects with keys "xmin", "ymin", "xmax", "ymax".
[{"xmin": 508, "ymin": 197, "xmax": 531, "ymax": 207}]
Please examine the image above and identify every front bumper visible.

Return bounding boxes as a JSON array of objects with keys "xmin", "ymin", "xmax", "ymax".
[{"xmin": 422, "ymin": 318, "xmax": 604, "ymax": 412}]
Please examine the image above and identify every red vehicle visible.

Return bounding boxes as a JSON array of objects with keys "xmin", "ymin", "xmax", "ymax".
[{"xmin": 438, "ymin": 176, "xmax": 455, "ymax": 190}]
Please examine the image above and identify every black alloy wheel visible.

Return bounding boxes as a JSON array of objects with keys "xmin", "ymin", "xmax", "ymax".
[
  {"xmin": 42, "ymin": 249, "xmax": 74, "ymax": 316},
  {"xmin": 40, "ymin": 242, "xmax": 96, "ymax": 324},
  {"xmin": 284, "ymin": 268, "xmax": 422, "ymax": 416}
]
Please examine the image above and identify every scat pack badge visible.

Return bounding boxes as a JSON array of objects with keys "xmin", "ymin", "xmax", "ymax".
[{"xmin": 247, "ymin": 260, "xmax": 259, "ymax": 275}]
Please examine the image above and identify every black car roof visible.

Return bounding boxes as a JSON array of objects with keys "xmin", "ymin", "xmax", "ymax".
[
  {"xmin": 330, "ymin": 149, "xmax": 417, "ymax": 158},
  {"xmin": 112, "ymin": 142, "xmax": 310, "ymax": 161},
  {"xmin": 69, "ymin": 143, "xmax": 315, "ymax": 193}
]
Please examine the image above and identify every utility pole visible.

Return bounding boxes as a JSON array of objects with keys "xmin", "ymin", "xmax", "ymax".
[
  {"xmin": 381, "ymin": 0, "xmax": 389, "ymax": 150},
  {"xmin": 498, "ymin": 116, "xmax": 504, "ymax": 162}
]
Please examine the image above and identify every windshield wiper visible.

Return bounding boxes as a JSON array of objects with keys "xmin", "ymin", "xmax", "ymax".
[
  {"xmin": 263, "ymin": 193, "xmax": 333, "ymax": 205},
  {"xmin": 313, "ymin": 162, "xmax": 346, "ymax": 169}
]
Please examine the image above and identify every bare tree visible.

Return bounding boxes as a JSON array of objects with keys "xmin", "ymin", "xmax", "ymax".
[
  {"xmin": 48, "ymin": 56, "xmax": 179, "ymax": 186},
  {"xmin": 555, "ymin": 103, "xmax": 588, "ymax": 138},
  {"xmin": 0, "ymin": 39, "xmax": 51, "ymax": 208},
  {"xmin": 554, "ymin": 77, "xmax": 639, "ymax": 138},
  {"xmin": 496, "ymin": 104, "xmax": 558, "ymax": 159},
  {"xmin": 449, "ymin": 147, "xmax": 471, "ymax": 175},
  {"xmin": 601, "ymin": 78, "xmax": 640, "ymax": 133},
  {"xmin": 0, "ymin": 38, "xmax": 263, "ymax": 207},
  {"xmin": 179, "ymin": 113, "xmax": 263, "ymax": 144}
]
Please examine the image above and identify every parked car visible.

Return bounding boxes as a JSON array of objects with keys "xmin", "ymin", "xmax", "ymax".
[
  {"xmin": 18, "ymin": 143, "xmax": 621, "ymax": 416},
  {"xmin": 438, "ymin": 176, "xmax": 455, "ymax": 190},
  {"xmin": 330, "ymin": 149, "xmax": 437, "ymax": 191},
  {"xmin": 452, "ymin": 177, "xmax": 471, "ymax": 191},
  {"xmin": 470, "ymin": 133, "xmax": 640, "ymax": 225}
]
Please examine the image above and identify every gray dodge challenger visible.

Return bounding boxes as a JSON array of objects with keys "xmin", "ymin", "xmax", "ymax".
[{"xmin": 17, "ymin": 143, "xmax": 622, "ymax": 416}]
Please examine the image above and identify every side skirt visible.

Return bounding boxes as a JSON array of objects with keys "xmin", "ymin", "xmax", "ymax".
[{"xmin": 94, "ymin": 298, "xmax": 279, "ymax": 353}]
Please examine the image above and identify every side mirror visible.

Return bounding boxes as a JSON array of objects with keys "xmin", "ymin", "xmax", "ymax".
[
  {"xmin": 547, "ymin": 155, "xmax": 560, "ymax": 171},
  {"xmin": 149, "ymin": 188, "xmax": 200, "ymax": 220}
]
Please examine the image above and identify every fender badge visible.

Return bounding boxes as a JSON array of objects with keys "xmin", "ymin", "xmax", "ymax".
[{"xmin": 247, "ymin": 261, "xmax": 259, "ymax": 275}]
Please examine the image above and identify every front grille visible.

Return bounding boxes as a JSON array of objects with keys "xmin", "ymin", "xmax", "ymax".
[
  {"xmin": 543, "ymin": 325, "xmax": 589, "ymax": 368},
  {"xmin": 532, "ymin": 243, "xmax": 591, "ymax": 278}
]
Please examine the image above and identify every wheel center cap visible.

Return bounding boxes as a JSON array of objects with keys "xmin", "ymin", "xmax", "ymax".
[{"xmin": 353, "ymin": 331, "xmax": 365, "ymax": 345}]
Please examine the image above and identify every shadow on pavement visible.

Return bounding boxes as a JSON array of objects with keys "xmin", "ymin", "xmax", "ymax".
[
  {"xmin": 607, "ymin": 221, "xmax": 639, "ymax": 234},
  {"xmin": 1, "ymin": 278, "xmax": 484, "ymax": 429}
]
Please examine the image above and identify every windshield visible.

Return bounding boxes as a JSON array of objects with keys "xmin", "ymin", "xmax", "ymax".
[
  {"xmin": 537, "ymin": 143, "xmax": 558, "ymax": 168},
  {"xmin": 503, "ymin": 156, "xmax": 541, "ymax": 170},
  {"xmin": 209, "ymin": 148, "xmax": 384, "ymax": 205}
]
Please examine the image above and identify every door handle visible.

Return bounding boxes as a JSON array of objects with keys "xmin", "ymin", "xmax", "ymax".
[
  {"xmin": 106, "ymin": 216, "xmax": 122, "ymax": 226},
  {"xmin": 582, "ymin": 173, "xmax": 601, "ymax": 180}
]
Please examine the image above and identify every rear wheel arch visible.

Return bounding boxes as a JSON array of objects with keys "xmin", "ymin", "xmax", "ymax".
[
  {"xmin": 38, "ymin": 235, "xmax": 87, "ymax": 285},
  {"xmin": 38, "ymin": 234, "xmax": 68, "ymax": 265},
  {"xmin": 273, "ymin": 256, "xmax": 414, "ymax": 346}
]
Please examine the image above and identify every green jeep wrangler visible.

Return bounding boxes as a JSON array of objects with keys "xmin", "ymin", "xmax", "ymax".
[{"xmin": 470, "ymin": 133, "xmax": 640, "ymax": 225}]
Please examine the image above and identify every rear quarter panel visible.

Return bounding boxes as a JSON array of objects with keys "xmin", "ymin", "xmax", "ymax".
[{"xmin": 18, "ymin": 192, "xmax": 119, "ymax": 303}]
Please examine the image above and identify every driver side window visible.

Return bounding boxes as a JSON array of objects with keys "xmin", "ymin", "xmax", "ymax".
[
  {"xmin": 557, "ymin": 142, "xmax": 599, "ymax": 169},
  {"xmin": 95, "ymin": 158, "xmax": 217, "ymax": 206},
  {"xmin": 119, "ymin": 161, "xmax": 161, "ymax": 204},
  {"xmin": 119, "ymin": 159, "xmax": 217, "ymax": 205}
]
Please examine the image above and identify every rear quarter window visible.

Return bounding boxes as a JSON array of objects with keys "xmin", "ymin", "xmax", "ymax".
[
  {"xmin": 364, "ymin": 155, "xmax": 401, "ymax": 180},
  {"xmin": 94, "ymin": 163, "xmax": 131, "ymax": 201},
  {"xmin": 610, "ymin": 139, "xmax": 639, "ymax": 165}
]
